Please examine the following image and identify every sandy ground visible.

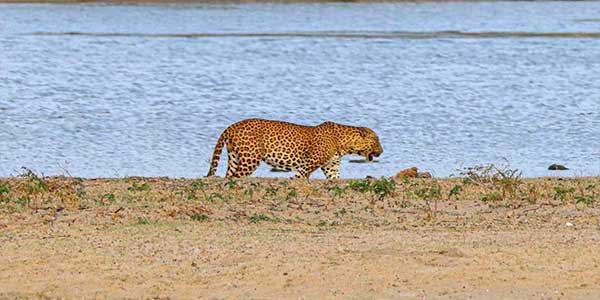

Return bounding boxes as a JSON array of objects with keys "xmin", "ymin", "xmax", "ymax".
[{"xmin": 1, "ymin": 176, "xmax": 600, "ymax": 299}]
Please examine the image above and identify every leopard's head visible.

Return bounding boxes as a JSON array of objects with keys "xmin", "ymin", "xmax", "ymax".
[{"xmin": 348, "ymin": 127, "xmax": 383, "ymax": 162}]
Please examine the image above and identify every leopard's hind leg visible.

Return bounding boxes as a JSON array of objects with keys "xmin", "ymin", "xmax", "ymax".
[
  {"xmin": 224, "ymin": 140, "xmax": 241, "ymax": 178},
  {"xmin": 231, "ymin": 155, "xmax": 261, "ymax": 178},
  {"xmin": 225, "ymin": 151, "xmax": 239, "ymax": 178}
]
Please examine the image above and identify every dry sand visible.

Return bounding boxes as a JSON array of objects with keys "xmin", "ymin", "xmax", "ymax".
[{"xmin": 1, "ymin": 176, "xmax": 600, "ymax": 299}]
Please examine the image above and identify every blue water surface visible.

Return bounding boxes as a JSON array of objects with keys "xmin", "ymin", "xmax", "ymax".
[{"xmin": 1, "ymin": 2, "xmax": 599, "ymax": 178}]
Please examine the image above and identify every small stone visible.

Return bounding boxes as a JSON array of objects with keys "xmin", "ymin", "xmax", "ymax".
[
  {"xmin": 548, "ymin": 164, "xmax": 568, "ymax": 170},
  {"xmin": 565, "ymin": 222, "xmax": 574, "ymax": 227},
  {"xmin": 395, "ymin": 167, "xmax": 418, "ymax": 180}
]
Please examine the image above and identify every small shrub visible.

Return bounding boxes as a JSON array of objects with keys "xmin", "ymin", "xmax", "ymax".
[
  {"xmin": 553, "ymin": 186, "xmax": 575, "ymax": 202},
  {"xmin": 101, "ymin": 193, "xmax": 116, "ymax": 205},
  {"xmin": 243, "ymin": 188, "xmax": 254, "ymax": 197},
  {"xmin": 328, "ymin": 185, "xmax": 347, "ymax": 197},
  {"xmin": 348, "ymin": 178, "xmax": 396, "ymax": 202},
  {"xmin": 458, "ymin": 162, "xmax": 521, "ymax": 192},
  {"xmin": 225, "ymin": 179, "xmax": 237, "ymax": 190},
  {"xmin": 411, "ymin": 183, "xmax": 442, "ymax": 218},
  {"xmin": 191, "ymin": 180, "xmax": 207, "ymax": 190},
  {"xmin": 458, "ymin": 164, "xmax": 497, "ymax": 186},
  {"xmin": 457, "ymin": 162, "xmax": 522, "ymax": 202},
  {"xmin": 524, "ymin": 183, "xmax": 540, "ymax": 204},
  {"xmin": 128, "ymin": 182, "xmax": 151, "ymax": 192},
  {"xmin": 191, "ymin": 213, "xmax": 209, "ymax": 222},
  {"xmin": 371, "ymin": 178, "xmax": 397, "ymax": 201},
  {"xmin": 285, "ymin": 187, "xmax": 298, "ymax": 201},
  {"xmin": 448, "ymin": 185, "xmax": 463, "ymax": 198},
  {"xmin": 334, "ymin": 208, "xmax": 347, "ymax": 217},
  {"xmin": 188, "ymin": 180, "xmax": 209, "ymax": 201},
  {"xmin": 74, "ymin": 179, "xmax": 86, "ymax": 200},
  {"xmin": 347, "ymin": 180, "xmax": 371, "ymax": 193},
  {"xmin": 480, "ymin": 190, "xmax": 502, "ymax": 203},
  {"xmin": 136, "ymin": 217, "xmax": 151, "ymax": 225},
  {"xmin": 16, "ymin": 167, "xmax": 49, "ymax": 207},
  {"xmin": 575, "ymin": 195, "xmax": 595, "ymax": 205},
  {"xmin": 187, "ymin": 192, "xmax": 197, "ymax": 201},
  {"xmin": 414, "ymin": 184, "xmax": 441, "ymax": 201},
  {"xmin": 264, "ymin": 186, "xmax": 279, "ymax": 197},
  {"xmin": 207, "ymin": 192, "xmax": 223, "ymax": 202},
  {"xmin": 575, "ymin": 184, "xmax": 597, "ymax": 206},
  {"xmin": 495, "ymin": 167, "xmax": 522, "ymax": 200},
  {"xmin": 242, "ymin": 182, "xmax": 261, "ymax": 200},
  {"xmin": 0, "ymin": 182, "xmax": 11, "ymax": 203},
  {"xmin": 250, "ymin": 213, "xmax": 271, "ymax": 223}
]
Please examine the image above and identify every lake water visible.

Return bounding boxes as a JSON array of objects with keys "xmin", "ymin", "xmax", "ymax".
[{"xmin": 1, "ymin": 2, "xmax": 599, "ymax": 178}]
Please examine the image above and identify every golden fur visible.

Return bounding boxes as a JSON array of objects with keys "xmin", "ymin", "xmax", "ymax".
[{"xmin": 206, "ymin": 119, "xmax": 383, "ymax": 179}]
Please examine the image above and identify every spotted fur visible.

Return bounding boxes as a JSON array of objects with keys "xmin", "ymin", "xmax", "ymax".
[{"xmin": 206, "ymin": 119, "xmax": 383, "ymax": 179}]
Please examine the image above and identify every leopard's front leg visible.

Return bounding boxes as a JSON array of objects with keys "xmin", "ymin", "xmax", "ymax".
[{"xmin": 321, "ymin": 156, "xmax": 341, "ymax": 179}]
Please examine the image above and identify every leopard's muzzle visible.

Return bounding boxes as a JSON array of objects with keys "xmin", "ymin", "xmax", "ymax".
[{"xmin": 367, "ymin": 151, "xmax": 381, "ymax": 162}]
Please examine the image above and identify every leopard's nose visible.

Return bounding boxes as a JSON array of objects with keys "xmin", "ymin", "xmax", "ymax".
[{"xmin": 368, "ymin": 152, "xmax": 381, "ymax": 161}]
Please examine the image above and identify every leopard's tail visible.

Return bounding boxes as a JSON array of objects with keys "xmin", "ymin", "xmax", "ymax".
[{"xmin": 206, "ymin": 131, "xmax": 227, "ymax": 177}]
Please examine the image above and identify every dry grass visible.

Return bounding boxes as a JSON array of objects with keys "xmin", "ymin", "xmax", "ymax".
[
  {"xmin": 1, "ymin": 168, "xmax": 600, "ymax": 299},
  {"xmin": 1, "ymin": 167, "xmax": 599, "ymax": 228}
]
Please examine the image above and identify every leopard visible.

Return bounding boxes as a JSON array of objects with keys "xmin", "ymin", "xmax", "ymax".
[{"xmin": 206, "ymin": 119, "xmax": 383, "ymax": 179}]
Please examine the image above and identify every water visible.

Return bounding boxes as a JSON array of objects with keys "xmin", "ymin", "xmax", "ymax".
[{"xmin": 1, "ymin": 2, "xmax": 599, "ymax": 178}]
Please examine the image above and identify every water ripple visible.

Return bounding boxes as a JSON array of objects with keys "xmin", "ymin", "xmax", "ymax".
[
  {"xmin": 2, "ymin": 3, "xmax": 600, "ymax": 178},
  {"xmin": 28, "ymin": 30, "xmax": 600, "ymax": 39}
]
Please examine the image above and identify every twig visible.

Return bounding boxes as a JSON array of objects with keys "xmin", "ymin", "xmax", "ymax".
[{"xmin": 518, "ymin": 203, "xmax": 553, "ymax": 216}]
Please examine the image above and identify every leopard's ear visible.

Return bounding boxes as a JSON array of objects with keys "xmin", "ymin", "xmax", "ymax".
[{"xmin": 358, "ymin": 127, "xmax": 370, "ymax": 137}]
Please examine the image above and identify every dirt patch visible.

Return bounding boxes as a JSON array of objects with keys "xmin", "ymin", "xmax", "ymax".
[{"xmin": 1, "ymin": 176, "xmax": 600, "ymax": 299}]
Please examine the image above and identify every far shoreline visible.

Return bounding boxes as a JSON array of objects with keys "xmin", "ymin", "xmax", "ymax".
[{"xmin": 0, "ymin": 0, "xmax": 596, "ymax": 4}]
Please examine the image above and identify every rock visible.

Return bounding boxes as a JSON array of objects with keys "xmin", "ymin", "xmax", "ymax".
[
  {"xmin": 548, "ymin": 164, "xmax": 568, "ymax": 171},
  {"xmin": 417, "ymin": 172, "xmax": 432, "ymax": 179},
  {"xmin": 395, "ymin": 167, "xmax": 432, "ymax": 180},
  {"xmin": 395, "ymin": 167, "xmax": 418, "ymax": 180}
]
